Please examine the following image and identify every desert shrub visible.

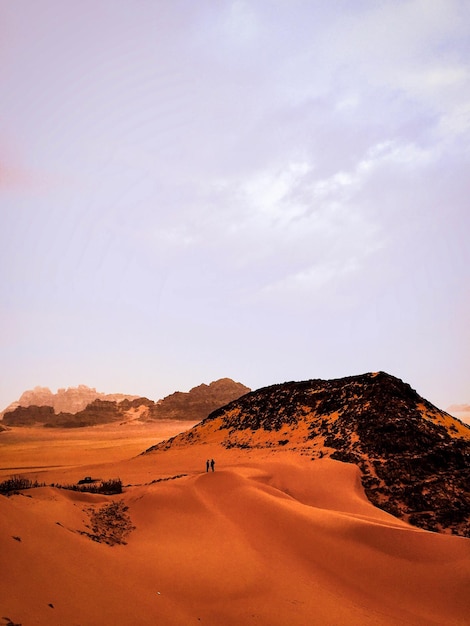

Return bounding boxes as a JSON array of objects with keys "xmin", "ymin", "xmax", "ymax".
[
  {"xmin": 58, "ymin": 478, "xmax": 123, "ymax": 495},
  {"xmin": 98, "ymin": 478, "xmax": 123, "ymax": 494},
  {"xmin": 0, "ymin": 475, "xmax": 43, "ymax": 494}
]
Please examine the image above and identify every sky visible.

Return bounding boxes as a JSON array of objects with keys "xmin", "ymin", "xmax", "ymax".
[{"xmin": 1, "ymin": 0, "xmax": 469, "ymax": 412}]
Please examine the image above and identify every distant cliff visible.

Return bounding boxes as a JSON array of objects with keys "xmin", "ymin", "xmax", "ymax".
[
  {"xmin": 1, "ymin": 378, "xmax": 250, "ymax": 428},
  {"xmin": 1, "ymin": 385, "xmax": 139, "ymax": 417}
]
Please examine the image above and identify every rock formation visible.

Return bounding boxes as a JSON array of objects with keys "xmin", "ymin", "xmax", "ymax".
[
  {"xmin": 146, "ymin": 372, "xmax": 470, "ymax": 537},
  {"xmin": 146, "ymin": 378, "xmax": 250, "ymax": 422},
  {"xmin": 1, "ymin": 379, "xmax": 250, "ymax": 428},
  {"xmin": 2, "ymin": 405, "xmax": 56, "ymax": 426},
  {"xmin": 1, "ymin": 385, "xmax": 139, "ymax": 416}
]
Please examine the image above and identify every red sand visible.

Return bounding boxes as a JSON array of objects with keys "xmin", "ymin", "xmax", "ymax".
[{"xmin": 0, "ymin": 424, "xmax": 469, "ymax": 625}]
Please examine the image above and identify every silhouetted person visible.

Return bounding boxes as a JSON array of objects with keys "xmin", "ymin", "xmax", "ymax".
[
  {"xmin": 206, "ymin": 460, "xmax": 210, "ymax": 472},
  {"xmin": 210, "ymin": 459, "xmax": 215, "ymax": 472}
]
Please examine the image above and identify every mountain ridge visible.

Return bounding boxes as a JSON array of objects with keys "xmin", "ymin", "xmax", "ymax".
[
  {"xmin": 1, "ymin": 385, "xmax": 139, "ymax": 417},
  {"xmin": 1, "ymin": 378, "xmax": 250, "ymax": 428}
]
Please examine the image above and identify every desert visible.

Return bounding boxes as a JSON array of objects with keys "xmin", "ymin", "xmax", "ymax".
[
  {"xmin": 1, "ymin": 373, "xmax": 469, "ymax": 626},
  {"xmin": 3, "ymin": 3, "xmax": 469, "ymax": 624}
]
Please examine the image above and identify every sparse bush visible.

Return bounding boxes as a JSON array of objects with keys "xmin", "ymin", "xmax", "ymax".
[
  {"xmin": 98, "ymin": 478, "xmax": 123, "ymax": 494},
  {"xmin": 57, "ymin": 478, "xmax": 123, "ymax": 495},
  {"xmin": 0, "ymin": 475, "xmax": 43, "ymax": 495}
]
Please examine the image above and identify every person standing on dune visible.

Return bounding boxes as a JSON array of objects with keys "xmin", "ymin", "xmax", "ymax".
[
  {"xmin": 210, "ymin": 459, "xmax": 215, "ymax": 472},
  {"xmin": 206, "ymin": 460, "xmax": 210, "ymax": 472}
]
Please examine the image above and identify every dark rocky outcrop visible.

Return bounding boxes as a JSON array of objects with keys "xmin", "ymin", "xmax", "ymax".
[
  {"xmin": 2, "ymin": 405, "xmax": 56, "ymax": 426},
  {"xmin": 146, "ymin": 372, "xmax": 470, "ymax": 537},
  {"xmin": 47, "ymin": 399, "xmax": 125, "ymax": 428},
  {"xmin": 118, "ymin": 397, "xmax": 154, "ymax": 411},
  {"xmin": 2, "ymin": 398, "xmax": 148, "ymax": 428}
]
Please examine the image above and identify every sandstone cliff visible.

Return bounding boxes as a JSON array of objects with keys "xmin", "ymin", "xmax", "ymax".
[{"xmin": 1, "ymin": 385, "xmax": 139, "ymax": 416}]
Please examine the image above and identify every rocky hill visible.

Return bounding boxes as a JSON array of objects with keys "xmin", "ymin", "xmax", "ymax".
[
  {"xmin": 146, "ymin": 372, "xmax": 470, "ymax": 537},
  {"xmin": 147, "ymin": 378, "xmax": 250, "ymax": 421},
  {"xmin": 1, "ymin": 379, "xmax": 250, "ymax": 428}
]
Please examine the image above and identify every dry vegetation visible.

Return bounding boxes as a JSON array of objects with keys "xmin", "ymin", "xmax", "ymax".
[{"xmin": 80, "ymin": 500, "xmax": 135, "ymax": 546}]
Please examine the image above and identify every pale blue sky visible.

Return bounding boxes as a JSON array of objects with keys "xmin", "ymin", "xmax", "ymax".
[{"xmin": 1, "ymin": 0, "xmax": 469, "ymax": 411}]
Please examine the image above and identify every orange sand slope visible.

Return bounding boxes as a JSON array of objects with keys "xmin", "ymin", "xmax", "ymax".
[{"xmin": 1, "ymin": 450, "xmax": 469, "ymax": 626}]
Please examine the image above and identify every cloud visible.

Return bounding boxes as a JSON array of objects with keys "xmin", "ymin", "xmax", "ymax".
[
  {"xmin": 320, "ymin": 0, "xmax": 470, "ymax": 137},
  {"xmin": 187, "ymin": 158, "xmax": 374, "ymax": 296},
  {"xmin": 187, "ymin": 128, "xmax": 447, "ymax": 307},
  {"xmin": 54, "ymin": 121, "xmax": 442, "ymax": 278},
  {"xmin": 239, "ymin": 160, "xmax": 312, "ymax": 225}
]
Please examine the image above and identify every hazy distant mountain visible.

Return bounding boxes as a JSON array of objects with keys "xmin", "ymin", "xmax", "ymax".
[
  {"xmin": 146, "ymin": 372, "xmax": 470, "ymax": 537},
  {"xmin": 1, "ymin": 385, "xmax": 139, "ymax": 417},
  {"xmin": 1, "ymin": 379, "xmax": 250, "ymax": 428}
]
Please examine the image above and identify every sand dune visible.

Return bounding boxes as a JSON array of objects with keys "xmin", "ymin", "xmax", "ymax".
[{"xmin": 1, "ymin": 429, "xmax": 469, "ymax": 625}]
